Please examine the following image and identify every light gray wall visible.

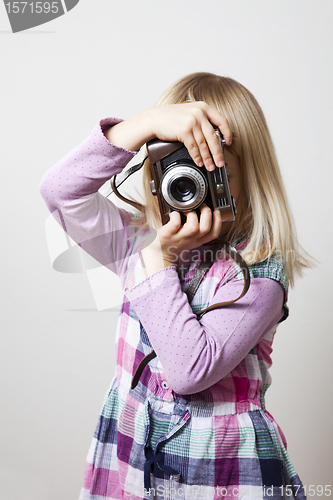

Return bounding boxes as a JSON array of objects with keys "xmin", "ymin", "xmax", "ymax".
[{"xmin": 1, "ymin": 1, "xmax": 332, "ymax": 499}]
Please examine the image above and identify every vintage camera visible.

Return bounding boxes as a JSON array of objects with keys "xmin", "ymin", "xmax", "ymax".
[{"xmin": 147, "ymin": 129, "xmax": 236, "ymax": 225}]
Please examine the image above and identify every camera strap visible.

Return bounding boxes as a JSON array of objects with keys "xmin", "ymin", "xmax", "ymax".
[
  {"xmin": 131, "ymin": 240, "xmax": 250, "ymax": 390},
  {"xmin": 107, "ymin": 159, "xmax": 251, "ymax": 390},
  {"xmin": 109, "ymin": 155, "xmax": 148, "ymax": 213}
]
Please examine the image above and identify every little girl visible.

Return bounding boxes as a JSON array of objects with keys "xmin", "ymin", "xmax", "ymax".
[{"xmin": 40, "ymin": 72, "xmax": 311, "ymax": 500}]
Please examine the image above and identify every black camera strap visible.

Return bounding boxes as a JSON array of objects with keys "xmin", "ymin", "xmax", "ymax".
[
  {"xmin": 131, "ymin": 240, "xmax": 250, "ymax": 390},
  {"xmin": 109, "ymin": 155, "xmax": 148, "ymax": 213},
  {"xmin": 107, "ymin": 160, "xmax": 251, "ymax": 390}
]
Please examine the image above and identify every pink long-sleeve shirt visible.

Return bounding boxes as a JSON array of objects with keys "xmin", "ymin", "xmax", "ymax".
[{"xmin": 39, "ymin": 117, "xmax": 286, "ymax": 398}]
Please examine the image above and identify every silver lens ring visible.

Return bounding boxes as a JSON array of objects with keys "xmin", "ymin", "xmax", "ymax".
[{"xmin": 161, "ymin": 165, "xmax": 208, "ymax": 211}]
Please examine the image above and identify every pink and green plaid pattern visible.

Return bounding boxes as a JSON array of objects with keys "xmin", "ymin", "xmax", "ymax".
[{"xmin": 79, "ymin": 253, "xmax": 306, "ymax": 500}]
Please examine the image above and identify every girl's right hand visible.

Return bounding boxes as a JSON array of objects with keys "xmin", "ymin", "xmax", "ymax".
[{"xmin": 104, "ymin": 102, "xmax": 232, "ymax": 171}]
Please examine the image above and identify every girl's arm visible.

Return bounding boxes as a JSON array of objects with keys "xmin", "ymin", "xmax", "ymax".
[
  {"xmin": 39, "ymin": 118, "xmax": 139, "ymax": 277},
  {"xmin": 39, "ymin": 103, "xmax": 232, "ymax": 278},
  {"xmin": 104, "ymin": 102, "xmax": 232, "ymax": 169},
  {"xmin": 126, "ymin": 269, "xmax": 284, "ymax": 395}
]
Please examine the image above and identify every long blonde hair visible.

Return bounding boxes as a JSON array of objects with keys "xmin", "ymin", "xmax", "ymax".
[{"xmin": 140, "ymin": 72, "xmax": 312, "ymax": 286}]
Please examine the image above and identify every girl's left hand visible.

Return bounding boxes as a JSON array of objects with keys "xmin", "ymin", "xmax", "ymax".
[{"xmin": 141, "ymin": 205, "xmax": 222, "ymax": 277}]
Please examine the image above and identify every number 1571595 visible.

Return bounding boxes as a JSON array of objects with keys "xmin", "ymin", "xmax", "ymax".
[{"xmin": 5, "ymin": 2, "xmax": 60, "ymax": 14}]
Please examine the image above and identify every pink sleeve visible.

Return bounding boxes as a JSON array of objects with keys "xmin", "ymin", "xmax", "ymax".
[
  {"xmin": 125, "ymin": 267, "xmax": 284, "ymax": 395},
  {"xmin": 39, "ymin": 118, "xmax": 139, "ymax": 278}
]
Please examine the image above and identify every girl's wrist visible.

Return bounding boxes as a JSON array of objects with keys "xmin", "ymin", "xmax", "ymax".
[
  {"xmin": 104, "ymin": 109, "xmax": 156, "ymax": 151},
  {"xmin": 141, "ymin": 246, "xmax": 175, "ymax": 278}
]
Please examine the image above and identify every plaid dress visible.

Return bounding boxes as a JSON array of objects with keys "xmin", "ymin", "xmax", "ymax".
[
  {"xmin": 39, "ymin": 118, "xmax": 307, "ymax": 500},
  {"xmin": 78, "ymin": 244, "xmax": 306, "ymax": 500}
]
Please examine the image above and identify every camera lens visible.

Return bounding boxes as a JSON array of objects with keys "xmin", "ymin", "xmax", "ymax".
[
  {"xmin": 170, "ymin": 178, "xmax": 197, "ymax": 202},
  {"xmin": 161, "ymin": 165, "xmax": 207, "ymax": 211}
]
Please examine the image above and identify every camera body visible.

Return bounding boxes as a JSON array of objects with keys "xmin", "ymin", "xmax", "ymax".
[{"xmin": 147, "ymin": 130, "xmax": 236, "ymax": 225}]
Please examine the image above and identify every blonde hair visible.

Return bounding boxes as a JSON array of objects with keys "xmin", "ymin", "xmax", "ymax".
[{"xmin": 140, "ymin": 72, "xmax": 312, "ymax": 286}]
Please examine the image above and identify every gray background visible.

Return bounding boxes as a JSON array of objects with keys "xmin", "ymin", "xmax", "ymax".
[{"xmin": 1, "ymin": 1, "xmax": 332, "ymax": 499}]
